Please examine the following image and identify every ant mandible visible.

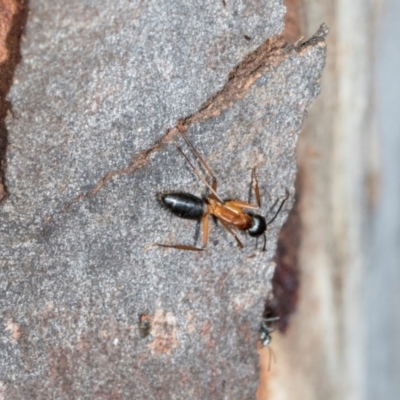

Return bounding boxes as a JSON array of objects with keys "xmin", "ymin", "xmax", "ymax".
[{"xmin": 156, "ymin": 124, "xmax": 289, "ymax": 251}]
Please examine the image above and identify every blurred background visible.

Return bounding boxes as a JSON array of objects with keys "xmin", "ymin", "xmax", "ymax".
[{"xmin": 258, "ymin": 1, "xmax": 400, "ymax": 399}]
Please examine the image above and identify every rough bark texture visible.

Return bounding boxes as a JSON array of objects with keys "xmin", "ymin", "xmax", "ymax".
[{"xmin": 0, "ymin": 1, "xmax": 327, "ymax": 398}]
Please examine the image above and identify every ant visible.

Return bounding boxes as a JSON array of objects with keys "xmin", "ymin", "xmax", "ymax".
[
  {"xmin": 156, "ymin": 124, "xmax": 289, "ymax": 251},
  {"xmin": 259, "ymin": 315, "xmax": 280, "ymax": 347},
  {"xmin": 138, "ymin": 314, "xmax": 152, "ymax": 339},
  {"xmin": 259, "ymin": 315, "xmax": 280, "ymax": 369}
]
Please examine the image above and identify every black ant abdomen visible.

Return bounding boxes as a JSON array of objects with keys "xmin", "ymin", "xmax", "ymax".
[{"xmin": 159, "ymin": 193, "xmax": 206, "ymax": 220}]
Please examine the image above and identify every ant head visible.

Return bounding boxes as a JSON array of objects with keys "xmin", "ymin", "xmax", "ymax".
[{"xmin": 248, "ymin": 214, "xmax": 267, "ymax": 237}]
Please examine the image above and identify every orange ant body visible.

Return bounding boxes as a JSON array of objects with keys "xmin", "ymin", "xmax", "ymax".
[{"xmin": 156, "ymin": 126, "xmax": 289, "ymax": 251}]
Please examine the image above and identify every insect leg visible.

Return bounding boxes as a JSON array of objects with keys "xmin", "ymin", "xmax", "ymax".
[
  {"xmin": 202, "ymin": 213, "xmax": 210, "ymax": 248},
  {"xmin": 177, "ymin": 123, "xmax": 218, "ymax": 192},
  {"xmin": 219, "ymin": 220, "xmax": 244, "ymax": 249},
  {"xmin": 193, "ymin": 220, "xmax": 201, "ymax": 246},
  {"xmin": 154, "ymin": 243, "xmax": 204, "ymax": 251},
  {"xmin": 154, "ymin": 213, "xmax": 210, "ymax": 252},
  {"xmin": 262, "ymin": 233, "xmax": 267, "ymax": 252},
  {"xmin": 176, "ymin": 146, "xmax": 223, "ymax": 203},
  {"xmin": 251, "ymin": 167, "xmax": 261, "ymax": 207},
  {"xmin": 224, "ymin": 200, "xmax": 259, "ymax": 211}
]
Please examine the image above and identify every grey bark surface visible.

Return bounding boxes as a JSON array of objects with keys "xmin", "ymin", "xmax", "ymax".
[{"xmin": 0, "ymin": 1, "xmax": 326, "ymax": 398}]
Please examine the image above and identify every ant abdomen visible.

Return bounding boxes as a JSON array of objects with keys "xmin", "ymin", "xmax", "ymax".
[{"xmin": 159, "ymin": 193, "xmax": 206, "ymax": 220}]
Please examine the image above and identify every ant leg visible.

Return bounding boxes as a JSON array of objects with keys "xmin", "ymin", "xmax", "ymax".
[
  {"xmin": 202, "ymin": 214, "xmax": 209, "ymax": 248},
  {"xmin": 176, "ymin": 146, "xmax": 223, "ymax": 203},
  {"xmin": 267, "ymin": 347, "xmax": 277, "ymax": 371},
  {"xmin": 154, "ymin": 214, "xmax": 209, "ymax": 252},
  {"xmin": 193, "ymin": 220, "xmax": 201, "ymax": 246},
  {"xmin": 154, "ymin": 243, "xmax": 204, "ymax": 251},
  {"xmin": 262, "ymin": 233, "xmax": 267, "ymax": 252},
  {"xmin": 253, "ymin": 234, "xmax": 266, "ymax": 252},
  {"xmin": 177, "ymin": 123, "xmax": 218, "ymax": 192},
  {"xmin": 251, "ymin": 167, "xmax": 261, "ymax": 207},
  {"xmin": 262, "ymin": 316, "xmax": 280, "ymax": 324},
  {"xmin": 219, "ymin": 220, "xmax": 244, "ymax": 249},
  {"xmin": 266, "ymin": 189, "xmax": 290, "ymax": 226},
  {"xmin": 154, "ymin": 212, "xmax": 210, "ymax": 251},
  {"xmin": 224, "ymin": 200, "xmax": 259, "ymax": 211}
]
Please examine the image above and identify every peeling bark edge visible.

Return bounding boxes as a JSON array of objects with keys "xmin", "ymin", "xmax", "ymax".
[
  {"xmin": 265, "ymin": 167, "xmax": 303, "ymax": 333},
  {"xmin": 263, "ymin": 24, "xmax": 330, "ymax": 334},
  {"xmin": 57, "ymin": 23, "xmax": 328, "ymax": 218},
  {"xmin": 0, "ymin": 0, "xmax": 29, "ymax": 202}
]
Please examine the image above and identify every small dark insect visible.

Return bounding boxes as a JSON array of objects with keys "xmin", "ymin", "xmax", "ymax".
[
  {"xmin": 138, "ymin": 314, "xmax": 152, "ymax": 338},
  {"xmin": 259, "ymin": 315, "xmax": 279, "ymax": 347},
  {"xmin": 260, "ymin": 315, "xmax": 279, "ymax": 370},
  {"xmin": 156, "ymin": 124, "xmax": 289, "ymax": 251},
  {"xmin": 244, "ymin": 34, "xmax": 252, "ymax": 41}
]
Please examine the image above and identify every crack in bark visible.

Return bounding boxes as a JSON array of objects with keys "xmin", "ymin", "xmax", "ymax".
[{"xmin": 59, "ymin": 24, "xmax": 328, "ymax": 215}]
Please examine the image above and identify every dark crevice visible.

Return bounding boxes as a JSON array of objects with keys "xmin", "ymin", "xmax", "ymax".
[
  {"xmin": 264, "ymin": 166, "xmax": 303, "ymax": 333},
  {"xmin": 0, "ymin": 0, "xmax": 29, "ymax": 202},
  {"xmin": 262, "ymin": 5, "xmax": 326, "ymax": 335}
]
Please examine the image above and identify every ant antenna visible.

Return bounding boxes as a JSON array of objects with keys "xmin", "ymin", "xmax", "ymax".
[
  {"xmin": 266, "ymin": 189, "xmax": 289, "ymax": 226},
  {"xmin": 267, "ymin": 346, "xmax": 277, "ymax": 371},
  {"xmin": 175, "ymin": 146, "xmax": 224, "ymax": 203}
]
